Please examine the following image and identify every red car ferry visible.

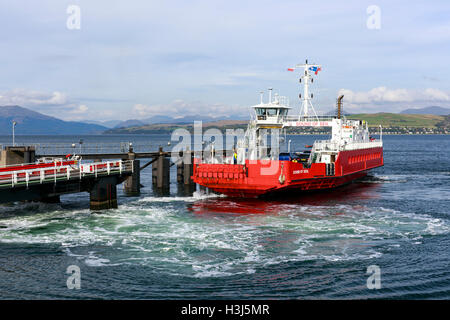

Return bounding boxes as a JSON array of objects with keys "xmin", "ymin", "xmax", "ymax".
[{"xmin": 192, "ymin": 60, "xmax": 384, "ymax": 197}]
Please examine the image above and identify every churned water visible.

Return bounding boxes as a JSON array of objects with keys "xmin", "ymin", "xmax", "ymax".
[{"xmin": 0, "ymin": 134, "xmax": 449, "ymax": 299}]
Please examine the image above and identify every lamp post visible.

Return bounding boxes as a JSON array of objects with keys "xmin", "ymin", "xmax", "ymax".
[{"xmin": 12, "ymin": 121, "xmax": 17, "ymax": 146}]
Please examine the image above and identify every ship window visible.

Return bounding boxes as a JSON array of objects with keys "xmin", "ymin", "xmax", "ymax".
[
  {"xmin": 279, "ymin": 109, "xmax": 288, "ymax": 116},
  {"xmin": 256, "ymin": 108, "xmax": 266, "ymax": 116},
  {"xmin": 267, "ymin": 108, "xmax": 277, "ymax": 116}
]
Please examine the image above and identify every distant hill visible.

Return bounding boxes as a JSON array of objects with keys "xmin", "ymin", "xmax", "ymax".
[
  {"xmin": 105, "ymin": 119, "xmax": 249, "ymax": 134},
  {"xmin": 113, "ymin": 114, "xmax": 250, "ymax": 129},
  {"xmin": 348, "ymin": 113, "xmax": 444, "ymax": 127},
  {"xmin": 105, "ymin": 112, "xmax": 450, "ymax": 134},
  {"xmin": 144, "ymin": 115, "xmax": 178, "ymax": 124},
  {"xmin": 400, "ymin": 106, "xmax": 450, "ymax": 115},
  {"xmin": 0, "ymin": 105, "xmax": 107, "ymax": 135},
  {"xmin": 113, "ymin": 119, "xmax": 147, "ymax": 128},
  {"xmin": 82, "ymin": 120, "xmax": 122, "ymax": 128}
]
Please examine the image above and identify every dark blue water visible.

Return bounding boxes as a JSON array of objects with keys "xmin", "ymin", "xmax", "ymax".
[{"xmin": 0, "ymin": 134, "xmax": 449, "ymax": 299}]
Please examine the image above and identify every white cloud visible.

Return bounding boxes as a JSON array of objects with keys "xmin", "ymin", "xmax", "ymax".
[
  {"xmin": 0, "ymin": 89, "xmax": 93, "ymax": 121},
  {"xmin": 338, "ymin": 87, "xmax": 450, "ymax": 112},
  {"xmin": 69, "ymin": 104, "xmax": 89, "ymax": 114},
  {"xmin": 0, "ymin": 89, "xmax": 67, "ymax": 106}
]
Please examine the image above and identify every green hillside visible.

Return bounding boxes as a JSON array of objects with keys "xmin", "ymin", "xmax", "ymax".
[
  {"xmin": 105, "ymin": 113, "xmax": 449, "ymax": 134},
  {"xmin": 348, "ymin": 113, "xmax": 444, "ymax": 128}
]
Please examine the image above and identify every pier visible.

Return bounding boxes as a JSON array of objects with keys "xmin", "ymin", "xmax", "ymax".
[{"xmin": 0, "ymin": 143, "xmax": 197, "ymax": 210}]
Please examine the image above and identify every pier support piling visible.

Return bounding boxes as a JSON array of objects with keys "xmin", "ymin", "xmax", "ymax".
[
  {"xmin": 89, "ymin": 176, "xmax": 118, "ymax": 210},
  {"xmin": 176, "ymin": 151, "xmax": 184, "ymax": 184},
  {"xmin": 124, "ymin": 159, "xmax": 141, "ymax": 196},
  {"xmin": 183, "ymin": 150, "xmax": 195, "ymax": 186},
  {"xmin": 176, "ymin": 149, "xmax": 195, "ymax": 186},
  {"xmin": 40, "ymin": 195, "xmax": 61, "ymax": 203},
  {"xmin": 152, "ymin": 147, "xmax": 170, "ymax": 191},
  {"xmin": 123, "ymin": 151, "xmax": 141, "ymax": 196},
  {"xmin": 0, "ymin": 146, "xmax": 35, "ymax": 166}
]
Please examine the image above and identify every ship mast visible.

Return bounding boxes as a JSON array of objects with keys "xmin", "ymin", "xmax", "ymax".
[{"xmin": 288, "ymin": 59, "xmax": 322, "ymax": 120}]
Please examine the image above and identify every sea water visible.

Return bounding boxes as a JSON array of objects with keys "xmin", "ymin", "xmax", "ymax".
[{"xmin": 0, "ymin": 134, "xmax": 449, "ymax": 299}]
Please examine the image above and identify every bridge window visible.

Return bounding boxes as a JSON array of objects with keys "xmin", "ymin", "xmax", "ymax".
[{"xmin": 256, "ymin": 108, "xmax": 266, "ymax": 116}]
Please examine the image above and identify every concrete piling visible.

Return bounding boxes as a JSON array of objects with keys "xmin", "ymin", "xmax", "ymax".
[
  {"xmin": 123, "ymin": 151, "xmax": 141, "ymax": 196},
  {"xmin": 89, "ymin": 176, "xmax": 118, "ymax": 210},
  {"xmin": 183, "ymin": 150, "xmax": 194, "ymax": 186},
  {"xmin": 40, "ymin": 195, "xmax": 61, "ymax": 203},
  {"xmin": 176, "ymin": 149, "xmax": 195, "ymax": 186},
  {"xmin": 0, "ymin": 146, "xmax": 36, "ymax": 166},
  {"xmin": 176, "ymin": 151, "xmax": 184, "ymax": 184},
  {"xmin": 123, "ymin": 159, "xmax": 141, "ymax": 196},
  {"xmin": 176, "ymin": 149, "xmax": 196, "ymax": 196},
  {"xmin": 152, "ymin": 147, "xmax": 170, "ymax": 191}
]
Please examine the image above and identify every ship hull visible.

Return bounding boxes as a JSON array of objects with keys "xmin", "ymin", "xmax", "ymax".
[{"xmin": 192, "ymin": 147, "xmax": 383, "ymax": 198}]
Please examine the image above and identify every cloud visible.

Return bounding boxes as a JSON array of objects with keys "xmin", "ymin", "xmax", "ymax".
[
  {"xmin": 0, "ymin": 89, "xmax": 93, "ymax": 120},
  {"xmin": 0, "ymin": 89, "xmax": 68, "ymax": 107},
  {"xmin": 69, "ymin": 104, "xmax": 89, "ymax": 114},
  {"xmin": 338, "ymin": 87, "xmax": 450, "ymax": 112},
  {"xmin": 133, "ymin": 100, "xmax": 251, "ymax": 118}
]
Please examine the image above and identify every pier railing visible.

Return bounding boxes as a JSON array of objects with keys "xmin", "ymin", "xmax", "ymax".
[{"xmin": 0, "ymin": 159, "xmax": 134, "ymax": 189}]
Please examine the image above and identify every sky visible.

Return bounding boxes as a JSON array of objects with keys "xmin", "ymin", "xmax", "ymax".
[{"xmin": 0, "ymin": 0, "xmax": 449, "ymax": 121}]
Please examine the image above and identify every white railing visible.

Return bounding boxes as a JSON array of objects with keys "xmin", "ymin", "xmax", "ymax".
[
  {"xmin": 313, "ymin": 140, "xmax": 339, "ymax": 152},
  {"xmin": 0, "ymin": 160, "xmax": 134, "ymax": 188},
  {"xmin": 284, "ymin": 115, "xmax": 336, "ymax": 122},
  {"xmin": 342, "ymin": 140, "xmax": 383, "ymax": 151},
  {"xmin": 313, "ymin": 139, "xmax": 383, "ymax": 152},
  {"xmin": 253, "ymin": 115, "xmax": 335, "ymax": 125}
]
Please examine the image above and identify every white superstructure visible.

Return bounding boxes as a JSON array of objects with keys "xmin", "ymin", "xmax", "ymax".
[{"xmin": 233, "ymin": 60, "xmax": 383, "ymax": 164}]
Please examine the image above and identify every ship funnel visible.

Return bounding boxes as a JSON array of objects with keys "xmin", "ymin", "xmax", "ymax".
[{"xmin": 337, "ymin": 95, "xmax": 344, "ymax": 119}]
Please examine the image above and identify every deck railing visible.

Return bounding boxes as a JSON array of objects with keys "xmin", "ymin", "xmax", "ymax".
[
  {"xmin": 0, "ymin": 160, "xmax": 134, "ymax": 188},
  {"xmin": 313, "ymin": 139, "xmax": 383, "ymax": 152}
]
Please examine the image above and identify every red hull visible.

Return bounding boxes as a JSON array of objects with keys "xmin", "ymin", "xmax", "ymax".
[{"xmin": 192, "ymin": 147, "xmax": 383, "ymax": 198}]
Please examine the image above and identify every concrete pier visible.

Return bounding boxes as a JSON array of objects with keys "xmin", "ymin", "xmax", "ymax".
[
  {"xmin": 89, "ymin": 176, "xmax": 118, "ymax": 210},
  {"xmin": 176, "ymin": 150, "xmax": 195, "ymax": 186},
  {"xmin": 0, "ymin": 143, "xmax": 220, "ymax": 210},
  {"xmin": 176, "ymin": 151, "xmax": 184, "ymax": 184},
  {"xmin": 152, "ymin": 147, "xmax": 170, "ymax": 191},
  {"xmin": 183, "ymin": 150, "xmax": 194, "ymax": 186},
  {"xmin": 0, "ymin": 146, "xmax": 35, "ymax": 166},
  {"xmin": 123, "ymin": 151, "xmax": 141, "ymax": 196}
]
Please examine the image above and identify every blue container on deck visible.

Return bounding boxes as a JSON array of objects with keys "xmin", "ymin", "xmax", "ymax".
[{"xmin": 279, "ymin": 153, "xmax": 292, "ymax": 161}]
